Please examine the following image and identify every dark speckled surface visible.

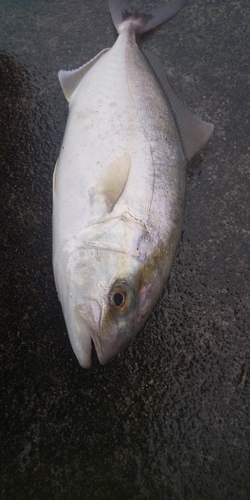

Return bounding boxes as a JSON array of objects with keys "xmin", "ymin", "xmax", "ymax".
[{"xmin": 1, "ymin": 0, "xmax": 250, "ymax": 499}]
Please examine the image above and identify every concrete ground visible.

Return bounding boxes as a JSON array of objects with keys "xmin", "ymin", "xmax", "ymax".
[{"xmin": 0, "ymin": 0, "xmax": 249, "ymax": 498}]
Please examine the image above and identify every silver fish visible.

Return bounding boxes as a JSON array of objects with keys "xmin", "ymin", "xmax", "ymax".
[{"xmin": 52, "ymin": 0, "xmax": 213, "ymax": 368}]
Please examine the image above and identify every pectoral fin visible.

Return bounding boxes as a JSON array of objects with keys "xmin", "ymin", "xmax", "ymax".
[
  {"xmin": 90, "ymin": 153, "xmax": 131, "ymax": 213},
  {"xmin": 144, "ymin": 49, "xmax": 214, "ymax": 160}
]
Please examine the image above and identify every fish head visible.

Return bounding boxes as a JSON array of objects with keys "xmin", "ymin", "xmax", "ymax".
[{"xmin": 60, "ymin": 246, "xmax": 156, "ymax": 367}]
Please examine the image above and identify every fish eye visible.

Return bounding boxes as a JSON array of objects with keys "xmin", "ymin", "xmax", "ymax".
[
  {"xmin": 109, "ymin": 281, "xmax": 135, "ymax": 314},
  {"xmin": 113, "ymin": 291, "xmax": 125, "ymax": 307}
]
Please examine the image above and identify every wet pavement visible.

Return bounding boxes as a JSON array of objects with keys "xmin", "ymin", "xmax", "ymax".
[{"xmin": 0, "ymin": 0, "xmax": 249, "ymax": 499}]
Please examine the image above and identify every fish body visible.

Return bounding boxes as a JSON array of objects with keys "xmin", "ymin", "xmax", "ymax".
[{"xmin": 53, "ymin": 0, "xmax": 213, "ymax": 367}]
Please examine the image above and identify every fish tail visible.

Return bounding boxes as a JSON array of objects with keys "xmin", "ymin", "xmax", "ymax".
[{"xmin": 108, "ymin": 0, "xmax": 187, "ymax": 35}]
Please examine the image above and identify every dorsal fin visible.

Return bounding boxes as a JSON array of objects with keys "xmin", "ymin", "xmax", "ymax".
[
  {"xmin": 58, "ymin": 48, "xmax": 110, "ymax": 101},
  {"xmin": 144, "ymin": 49, "xmax": 214, "ymax": 160},
  {"xmin": 89, "ymin": 153, "xmax": 131, "ymax": 214}
]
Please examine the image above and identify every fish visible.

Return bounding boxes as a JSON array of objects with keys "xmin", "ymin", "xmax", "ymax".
[{"xmin": 52, "ymin": 0, "xmax": 213, "ymax": 368}]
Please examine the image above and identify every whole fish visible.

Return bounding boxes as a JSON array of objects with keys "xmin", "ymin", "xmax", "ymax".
[{"xmin": 53, "ymin": 0, "xmax": 213, "ymax": 368}]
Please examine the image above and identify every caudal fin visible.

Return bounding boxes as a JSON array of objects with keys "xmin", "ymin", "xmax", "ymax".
[{"xmin": 109, "ymin": 0, "xmax": 187, "ymax": 34}]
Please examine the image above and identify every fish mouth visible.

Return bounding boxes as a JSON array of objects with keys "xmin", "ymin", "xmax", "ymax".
[
  {"xmin": 73, "ymin": 300, "xmax": 101, "ymax": 368},
  {"xmin": 76, "ymin": 300, "xmax": 132, "ymax": 366},
  {"xmin": 75, "ymin": 300, "xmax": 113, "ymax": 366},
  {"xmin": 92, "ymin": 335, "xmax": 128, "ymax": 365},
  {"xmin": 92, "ymin": 319, "xmax": 135, "ymax": 366}
]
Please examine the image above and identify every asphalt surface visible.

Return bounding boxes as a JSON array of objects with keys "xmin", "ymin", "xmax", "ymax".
[{"xmin": 1, "ymin": 0, "xmax": 249, "ymax": 499}]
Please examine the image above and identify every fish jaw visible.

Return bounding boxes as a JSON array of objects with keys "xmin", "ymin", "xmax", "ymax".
[
  {"xmin": 94, "ymin": 296, "xmax": 142, "ymax": 365},
  {"xmin": 78, "ymin": 302, "xmax": 137, "ymax": 365},
  {"xmin": 74, "ymin": 298, "xmax": 127, "ymax": 366},
  {"xmin": 65, "ymin": 303, "xmax": 93, "ymax": 368}
]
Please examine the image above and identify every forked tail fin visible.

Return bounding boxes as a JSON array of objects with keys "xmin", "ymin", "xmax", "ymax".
[{"xmin": 109, "ymin": 0, "xmax": 187, "ymax": 34}]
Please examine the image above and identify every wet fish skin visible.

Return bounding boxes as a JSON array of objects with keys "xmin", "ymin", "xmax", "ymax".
[{"xmin": 52, "ymin": 0, "xmax": 213, "ymax": 367}]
